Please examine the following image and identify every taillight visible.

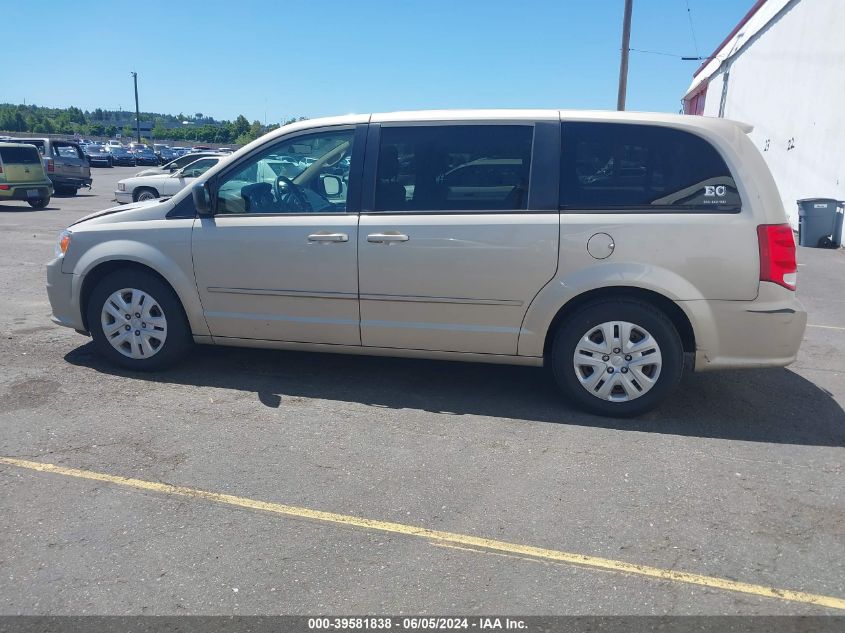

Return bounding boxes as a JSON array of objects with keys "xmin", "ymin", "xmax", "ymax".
[
  {"xmin": 46, "ymin": 158, "xmax": 54, "ymax": 172},
  {"xmin": 0, "ymin": 185, "xmax": 9, "ymax": 190},
  {"xmin": 758, "ymin": 224, "xmax": 797, "ymax": 290}
]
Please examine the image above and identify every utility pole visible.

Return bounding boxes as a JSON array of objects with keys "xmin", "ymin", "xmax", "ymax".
[
  {"xmin": 616, "ymin": 0, "xmax": 633, "ymax": 111},
  {"xmin": 130, "ymin": 72, "xmax": 141, "ymax": 143}
]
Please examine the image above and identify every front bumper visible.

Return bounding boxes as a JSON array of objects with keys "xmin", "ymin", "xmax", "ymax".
[
  {"xmin": 686, "ymin": 282, "xmax": 808, "ymax": 371},
  {"xmin": 0, "ymin": 184, "xmax": 53, "ymax": 201},
  {"xmin": 114, "ymin": 190, "xmax": 134, "ymax": 204},
  {"xmin": 46, "ymin": 257, "xmax": 84, "ymax": 331}
]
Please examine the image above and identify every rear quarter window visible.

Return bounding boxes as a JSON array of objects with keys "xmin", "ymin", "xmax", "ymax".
[
  {"xmin": 54, "ymin": 143, "xmax": 83, "ymax": 159},
  {"xmin": 0, "ymin": 146, "xmax": 42, "ymax": 164},
  {"xmin": 560, "ymin": 122, "xmax": 741, "ymax": 212}
]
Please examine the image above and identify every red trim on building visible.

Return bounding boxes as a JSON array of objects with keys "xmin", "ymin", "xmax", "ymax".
[
  {"xmin": 683, "ymin": 83, "xmax": 708, "ymax": 115},
  {"xmin": 693, "ymin": 0, "xmax": 769, "ymax": 78}
]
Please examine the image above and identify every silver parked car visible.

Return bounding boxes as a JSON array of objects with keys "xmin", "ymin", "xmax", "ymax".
[{"xmin": 46, "ymin": 110, "xmax": 806, "ymax": 416}]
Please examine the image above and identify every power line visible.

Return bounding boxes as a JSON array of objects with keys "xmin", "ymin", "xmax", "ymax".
[
  {"xmin": 684, "ymin": 0, "xmax": 701, "ymax": 59},
  {"xmin": 629, "ymin": 48, "xmax": 708, "ymax": 60}
]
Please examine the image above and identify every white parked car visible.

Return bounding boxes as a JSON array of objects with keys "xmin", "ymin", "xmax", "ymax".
[{"xmin": 114, "ymin": 156, "xmax": 222, "ymax": 203}]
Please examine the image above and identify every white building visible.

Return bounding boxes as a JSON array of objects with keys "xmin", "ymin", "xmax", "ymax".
[{"xmin": 682, "ymin": 0, "xmax": 844, "ymax": 242}]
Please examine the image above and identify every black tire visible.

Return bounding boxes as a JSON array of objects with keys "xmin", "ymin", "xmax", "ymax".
[
  {"xmin": 27, "ymin": 197, "xmax": 50, "ymax": 209},
  {"xmin": 87, "ymin": 269, "xmax": 192, "ymax": 371},
  {"xmin": 56, "ymin": 186, "xmax": 77, "ymax": 196},
  {"xmin": 550, "ymin": 299, "xmax": 683, "ymax": 417},
  {"xmin": 134, "ymin": 187, "xmax": 159, "ymax": 202}
]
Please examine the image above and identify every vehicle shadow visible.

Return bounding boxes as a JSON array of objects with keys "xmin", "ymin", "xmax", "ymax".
[
  {"xmin": 54, "ymin": 192, "xmax": 95, "ymax": 198},
  {"xmin": 0, "ymin": 203, "xmax": 59, "ymax": 212},
  {"xmin": 64, "ymin": 342, "xmax": 845, "ymax": 448}
]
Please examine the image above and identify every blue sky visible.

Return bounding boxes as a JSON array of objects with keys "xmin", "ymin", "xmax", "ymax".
[{"xmin": 2, "ymin": 0, "xmax": 750, "ymax": 123}]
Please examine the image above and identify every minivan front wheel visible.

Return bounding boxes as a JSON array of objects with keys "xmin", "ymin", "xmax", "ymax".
[
  {"xmin": 87, "ymin": 269, "xmax": 191, "ymax": 371},
  {"xmin": 550, "ymin": 299, "xmax": 683, "ymax": 417}
]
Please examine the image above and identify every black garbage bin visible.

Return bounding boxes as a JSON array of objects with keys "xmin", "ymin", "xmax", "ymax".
[{"xmin": 797, "ymin": 199, "xmax": 844, "ymax": 248}]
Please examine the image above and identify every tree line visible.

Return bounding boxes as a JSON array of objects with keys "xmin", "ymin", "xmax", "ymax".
[{"xmin": 0, "ymin": 104, "xmax": 306, "ymax": 145}]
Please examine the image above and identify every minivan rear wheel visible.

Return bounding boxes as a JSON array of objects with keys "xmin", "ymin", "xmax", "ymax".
[
  {"xmin": 87, "ymin": 269, "xmax": 192, "ymax": 371},
  {"xmin": 550, "ymin": 299, "xmax": 683, "ymax": 417}
]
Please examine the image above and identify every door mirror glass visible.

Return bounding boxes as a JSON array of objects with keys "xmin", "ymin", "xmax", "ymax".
[{"xmin": 192, "ymin": 182, "xmax": 212, "ymax": 215}]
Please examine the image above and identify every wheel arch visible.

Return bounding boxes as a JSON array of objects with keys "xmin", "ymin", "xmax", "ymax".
[
  {"xmin": 540, "ymin": 286, "xmax": 696, "ymax": 361},
  {"xmin": 79, "ymin": 260, "xmax": 197, "ymax": 335},
  {"xmin": 133, "ymin": 186, "xmax": 159, "ymax": 202}
]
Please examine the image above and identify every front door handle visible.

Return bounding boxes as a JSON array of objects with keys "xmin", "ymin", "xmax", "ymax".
[
  {"xmin": 367, "ymin": 233, "xmax": 409, "ymax": 243},
  {"xmin": 308, "ymin": 232, "xmax": 349, "ymax": 243}
]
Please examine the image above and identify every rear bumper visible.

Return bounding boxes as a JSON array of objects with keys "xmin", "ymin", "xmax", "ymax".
[
  {"xmin": 0, "ymin": 183, "xmax": 53, "ymax": 201},
  {"xmin": 686, "ymin": 282, "xmax": 807, "ymax": 371},
  {"xmin": 50, "ymin": 175, "xmax": 92, "ymax": 189}
]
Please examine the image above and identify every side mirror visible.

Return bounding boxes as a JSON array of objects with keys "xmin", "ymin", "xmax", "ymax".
[
  {"xmin": 322, "ymin": 174, "xmax": 342, "ymax": 197},
  {"xmin": 192, "ymin": 182, "xmax": 213, "ymax": 216}
]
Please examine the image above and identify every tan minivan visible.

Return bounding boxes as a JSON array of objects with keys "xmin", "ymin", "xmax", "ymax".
[
  {"xmin": 0, "ymin": 142, "xmax": 53, "ymax": 208},
  {"xmin": 46, "ymin": 110, "xmax": 806, "ymax": 416}
]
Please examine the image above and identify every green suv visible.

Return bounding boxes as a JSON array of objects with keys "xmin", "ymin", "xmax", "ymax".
[{"xmin": 0, "ymin": 142, "xmax": 53, "ymax": 209}]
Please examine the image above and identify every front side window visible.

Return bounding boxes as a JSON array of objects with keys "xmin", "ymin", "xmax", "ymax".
[
  {"xmin": 560, "ymin": 122, "xmax": 741, "ymax": 211},
  {"xmin": 216, "ymin": 129, "xmax": 355, "ymax": 214},
  {"xmin": 374, "ymin": 125, "xmax": 533, "ymax": 212}
]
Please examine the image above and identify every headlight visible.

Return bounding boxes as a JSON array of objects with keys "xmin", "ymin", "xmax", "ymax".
[
  {"xmin": 55, "ymin": 229, "xmax": 72, "ymax": 258},
  {"xmin": 118, "ymin": 182, "xmax": 126, "ymax": 191}
]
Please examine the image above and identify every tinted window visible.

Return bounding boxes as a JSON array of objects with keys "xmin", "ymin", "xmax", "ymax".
[
  {"xmin": 56, "ymin": 144, "xmax": 83, "ymax": 159},
  {"xmin": 560, "ymin": 123, "xmax": 740, "ymax": 211},
  {"xmin": 0, "ymin": 145, "xmax": 41, "ymax": 164},
  {"xmin": 375, "ymin": 125, "xmax": 533, "ymax": 212}
]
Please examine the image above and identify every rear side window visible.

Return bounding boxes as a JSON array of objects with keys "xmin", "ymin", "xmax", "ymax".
[
  {"xmin": 375, "ymin": 125, "xmax": 533, "ymax": 212},
  {"xmin": 560, "ymin": 122, "xmax": 741, "ymax": 212},
  {"xmin": 0, "ymin": 145, "xmax": 41, "ymax": 164}
]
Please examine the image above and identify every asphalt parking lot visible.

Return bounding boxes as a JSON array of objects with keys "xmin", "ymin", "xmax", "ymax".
[{"xmin": 0, "ymin": 167, "xmax": 843, "ymax": 615}]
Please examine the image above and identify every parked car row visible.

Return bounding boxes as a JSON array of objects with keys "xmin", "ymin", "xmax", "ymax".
[{"xmin": 78, "ymin": 140, "xmax": 234, "ymax": 166}]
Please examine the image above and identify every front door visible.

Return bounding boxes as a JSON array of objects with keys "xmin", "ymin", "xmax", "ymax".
[
  {"xmin": 358, "ymin": 122, "xmax": 560, "ymax": 356},
  {"xmin": 192, "ymin": 126, "xmax": 362, "ymax": 345}
]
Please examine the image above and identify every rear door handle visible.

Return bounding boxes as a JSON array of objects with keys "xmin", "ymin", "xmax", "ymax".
[
  {"xmin": 367, "ymin": 233, "xmax": 409, "ymax": 243},
  {"xmin": 308, "ymin": 232, "xmax": 348, "ymax": 242}
]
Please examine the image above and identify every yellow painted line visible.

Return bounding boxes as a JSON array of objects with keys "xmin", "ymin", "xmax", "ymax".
[
  {"xmin": 807, "ymin": 324, "xmax": 845, "ymax": 331},
  {"xmin": 2, "ymin": 456, "xmax": 844, "ymax": 612}
]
